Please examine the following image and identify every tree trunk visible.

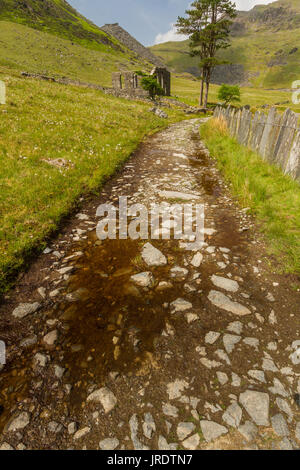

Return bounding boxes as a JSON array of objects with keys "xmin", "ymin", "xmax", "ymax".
[
  {"xmin": 204, "ymin": 80, "xmax": 209, "ymax": 108},
  {"xmin": 199, "ymin": 77, "xmax": 204, "ymax": 107}
]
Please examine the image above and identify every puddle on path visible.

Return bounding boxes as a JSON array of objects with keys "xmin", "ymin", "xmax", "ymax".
[
  {"xmin": 0, "ymin": 121, "xmax": 249, "ymax": 430},
  {"xmin": 58, "ymin": 236, "xmax": 183, "ymax": 408}
]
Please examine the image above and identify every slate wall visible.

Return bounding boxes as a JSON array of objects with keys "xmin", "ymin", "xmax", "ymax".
[{"xmin": 214, "ymin": 106, "xmax": 300, "ymax": 183}]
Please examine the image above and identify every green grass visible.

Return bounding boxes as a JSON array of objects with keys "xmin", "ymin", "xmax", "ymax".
[
  {"xmin": 200, "ymin": 118, "xmax": 300, "ymax": 274},
  {"xmin": 0, "ymin": 69, "xmax": 188, "ymax": 294},
  {"xmin": 171, "ymin": 74, "xmax": 300, "ymax": 113},
  {"xmin": 0, "ymin": 21, "xmax": 150, "ymax": 87}
]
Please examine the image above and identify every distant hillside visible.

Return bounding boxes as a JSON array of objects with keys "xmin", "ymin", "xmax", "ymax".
[
  {"xmin": 0, "ymin": 0, "xmax": 120, "ymax": 51},
  {"xmin": 150, "ymin": 0, "xmax": 300, "ymax": 88}
]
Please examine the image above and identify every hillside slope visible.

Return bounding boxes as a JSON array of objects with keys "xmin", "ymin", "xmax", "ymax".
[
  {"xmin": 0, "ymin": 0, "xmax": 120, "ymax": 51},
  {"xmin": 150, "ymin": 0, "xmax": 300, "ymax": 88},
  {"xmin": 0, "ymin": 21, "xmax": 148, "ymax": 87},
  {"xmin": 0, "ymin": 1, "xmax": 157, "ymax": 86}
]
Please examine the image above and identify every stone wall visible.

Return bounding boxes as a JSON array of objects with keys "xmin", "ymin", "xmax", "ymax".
[
  {"xmin": 111, "ymin": 69, "xmax": 171, "ymax": 98},
  {"xmin": 111, "ymin": 71, "xmax": 149, "ymax": 99},
  {"xmin": 151, "ymin": 67, "xmax": 171, "ymax": 97},
  {"xmin": 214, "ymin": 105, "xmax": 300, "ymax": 183}
]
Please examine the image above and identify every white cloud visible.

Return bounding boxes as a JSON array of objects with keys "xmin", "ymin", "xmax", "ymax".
[
  {"xmin": 154, "ymin": 1, "xmax": 274, "ymax": 45},
  {"xmin": 154, "ymin": 24, "xmax": 188, "ymax": 45},
  {"xmin": 235, "ymin": 1, "xmax": 273, "ymax": 10}
]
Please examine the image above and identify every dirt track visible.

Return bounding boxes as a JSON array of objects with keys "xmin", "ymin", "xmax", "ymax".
[{"xmin": 0, "ymin": 118, "xmax": 299, "ymax": 450}]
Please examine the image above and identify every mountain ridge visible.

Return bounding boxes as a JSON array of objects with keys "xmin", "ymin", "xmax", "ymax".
[
  {"xmin": 101, "ymin": 23, "xmax": 165, "ymax": 68},
  {"xmin": 150, "ymin": 0, "xmax": 300, "ymax": 88}
]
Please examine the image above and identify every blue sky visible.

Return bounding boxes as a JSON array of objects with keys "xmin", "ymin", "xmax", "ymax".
[{"xmin": 69, "ymin": 1, "xmax": 273, "ymax": 46}]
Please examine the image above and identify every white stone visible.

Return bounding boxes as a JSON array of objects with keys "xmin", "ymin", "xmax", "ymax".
[
  {"xmin": 217, "ymin": 262, "xmax": 227, "ymax": 269},
  {"xmin": 37, "ymin": 287, "xmax": 46, "ymax": 299},
  {"xmin": 271, "ymin": 414, "xmax": 289, "ymax": 437},
  {"xmin": 182, "ymin": 433, "xmax": 199, "ymax": 450},
  {"xmin": 248, "ymin": 370, "xmax": 266, "ymax": 383},
  {"xmin": 141, "ymin": 243, "xmax": 167, "ymax": 267},
  {"xmin": 276, "ymin": 398, "xmax": 293, "ymax": 421},
  {"xmin": 232, "ymin": 373, "xmax": 241, "ymax": 387},
  {"xmin": 43, "ymin": 330, "xmax": 58, "ymax": 347},
  {"xmin": 57, "ymin": 266, "xmax": 74, "ymax": 275},
  {"xmin": 87, "ymin": 387, "xmax": 117, "ymax": 413},
  {"xmin": 208, "ymin": 291, "xmax": 251, "ymax": 316},
  {"xmin": 54, "ymin": 365, "xmax": 65, "ymax": 379},
  {"xmin": 6, "ymin": 412, "xmax": 30, "ymax": 432},
  {"xmin": 238, "ymin": 421, "xmax": 258, "ymax": 442},
  {"xmin": 162, "ymin": 403, "xmax": 179, "ymax": 418},
  {"xmin": 12, "ymin": 302, "xmax": 40, "ymax": 319},
  {"xmin": 200, "ymin": 358, "xmax": 221, "ymax": 369},
  {"xmin": 269, "ymin": 310, "xmax": 277, "ymax": 325},
  {"xmin": 0, "ymin": 442, "xmax": 14, "ymax": 450},
  {"xmin": 158, "ymin": 190, "xmax": 200, "ymax": 201},
  {"xmin": 268, "ymin": 378, "xmax": 288, "ymax": 397},
  {"xmin": 73, "ymin": 427, "xmax": 90, "ymax": 440},
  {"xmin": 239, "ymin": 391, "xmax": 269, "ymax": 426},
  {"xmin": 295, "ymin": 422, "xmax": 300, "ymax": 440},
  {"xmin": 215, "ymin": 349, "xmax": 231, "ymax": 365},
  {"xmin": 167, "ymin": 379, "xmax": 189, "ymax": 400},
  {"xmin": 76, "ymin": 213, "xmax": 89, "ymax": 220},
  {"xmin": 99, "ymin": 438, "xmax": 119, "ymax": 450},
  {"xmin": 243, "ymin": 337, "xmax": 259, "ymax": 350},
  {"xmin": 227, "ymin": 321, "xmax": 243, "ymax": 335},
  {"xmin": 130, "ymin": 272, "xmax": 154, "ymax": 288},
  {"xmin": 170, "ymin": 266, "xmax": 188, "ymax": 278},
  {"xmin": 211, "ymin": 275, "xmax": 239, "ymax": 292},
  {"xmin": 186, "ymin": 313, "xmax": 198, "ymax": 323},
  {"xmin": 217, "ymin": 372, "xmax": 228, "ymax": 385},
  {"xmin": 223, "ymin": 334, "xmax": 241, "ymax": 354},
  {"xmin": 68, "ymin": 422, "xmax": 77, "ymax": 435},
  {"xmin": 205, "ymin": 331, "xmax": 220, "ymax": 344},
  {"xmin": 177, "ymin": 422, "xmax": 195, "ymax": 441},
  {"xmin": 222, "ymin": 402, "xmax": 243, "ymax": 428},
  {"xmin": 190, "ymin": 253, "xmax": 203, "ymax": 267},
  {"xmin": 262, "ymin": 357, "xmax": 278, "ymax": 372},
  {"xmin": 170, "ymin": 298, "xmax": 192, "ymax": 313},
  {"xmin": 143, "ymin": 413, "xmax": 156, "ymax": 439},
  {"xmin": 158, "ymin": 436, "xmax": 177, "ymax": 450},
  {"xmin": 33, "ymin": 353, "xmax": 47, "ymax": 367},
  {"xmin": 200, "ymin": 420, "xmax": 228, "ymax": 442},
  {"xmin": 290, "ymin": 347, "xmax": 300, "ymax": 365}
]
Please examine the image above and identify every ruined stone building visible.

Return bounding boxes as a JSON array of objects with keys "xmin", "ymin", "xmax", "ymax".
[
  {"xmin": 103, "ymin": 23, "xmax": 171, "ymax": 98},
  {"xmin": 111, "ymin": 67, "xmax": 171, "ymax": 98}
]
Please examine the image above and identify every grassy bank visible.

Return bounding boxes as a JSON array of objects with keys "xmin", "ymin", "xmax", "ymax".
[
  {"xmin": 201, "ymin": 118, "xmax": 300, "ymax": 275},
  {"xmin": 0, "ymin": 69, "xmax": 187, "ymax": 294}
]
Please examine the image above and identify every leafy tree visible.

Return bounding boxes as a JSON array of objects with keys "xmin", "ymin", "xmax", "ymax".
[
  {"xmin": 136, "ymin": 71, "xmax": 164, "ymax": 100},
  {"xmin": 218, "ymin": 84, "xmax": 241, "ymax": 105},
  {"xmin": 176, "ymin": 0, "xmax": 237, "ymax": 108},
  {"xmin": 141, "ymin": 76, "xmax": 164, "ymax": 100}
]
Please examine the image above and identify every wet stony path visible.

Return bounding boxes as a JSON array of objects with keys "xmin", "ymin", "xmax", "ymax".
[{"xmin": 0, "ymin": 118, "xmax": 300, "ymax": 450}]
